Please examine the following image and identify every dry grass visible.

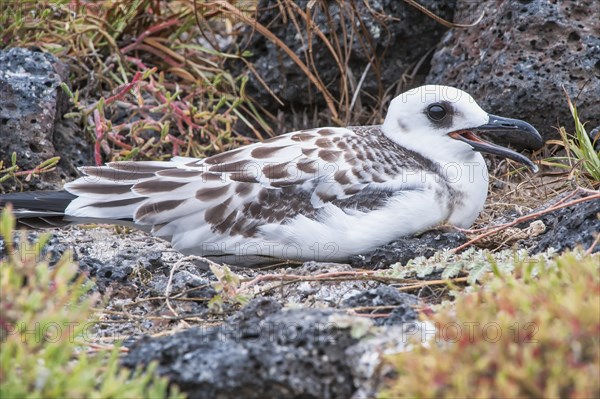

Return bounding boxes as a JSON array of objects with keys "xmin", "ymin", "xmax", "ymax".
[
  {"xmin": 0, "ymin": 1, "xmax": 487, "ymax": 161},
  {"xmin": 228, "ymin": 0, "xmax": 479, "ymax": 127}
]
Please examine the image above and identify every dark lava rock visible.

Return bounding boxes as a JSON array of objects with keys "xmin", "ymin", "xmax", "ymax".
[
  {"xmin": 0, "ymin": 229, "xmax": 136, "ymax": 290},
  {"xmin": 226, "ymin": 296, "xmax": 283, "ymax": 325},
  {"xmin": 0, "ymin": 48, "xmax": 90, "ymax": 191},
  {"xmin": 76, "ymin": 247, "xmax": 213, "ymax": 300},
  {"xmin": 0, "ymin": 231, "xmax": 68, "ymax": 267},
  {"xmin": 0, "ymin": 48, "xmax": 70, "ymax": 190},
  {"xmin": 341, "ymin": 285, "xmax": 419, "ymax": 326},
  {"xmin": 427, "ymin": 0, "xmax": 600, "ymax": 144},
  {"xmin": 239, "ymin": 0, "xmax": 455, "ymax": 121},
  {"xmin": 529, "ymin": 194, "xmax": 600, "ymax": 254},
  {"xmin": 349, "ymin": 229, "xmax": 467, "ymax": 269},
  {"xmin": 123, "ymin": 297, "xmax": 361, "ymax": 399},
  {"xmin": 148, "ymin": 270, "xmax": 216, "ymax": 299},
  {"xmin": 78, "ymin": 256, "xmax": 133, "ymax": 290}
]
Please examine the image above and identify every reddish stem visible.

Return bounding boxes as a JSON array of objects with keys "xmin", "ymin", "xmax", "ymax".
[
  {"xmin": 93, "ymin": 109, "xmax": 104, "ymax": 166},
  {"xmin": 120, "ymin": 18, "xmax": 181, "ymax": 54},
  {"xmin": 104, "ymin": 71, "xmax": 144, "ymax": 106},
  {"xmin": 125, "ymin": 56, "xmax": 149, "ymax": 70},
  {"xmin": 106, "ymin": 133, "xmax": 133, "ymax": 150}
]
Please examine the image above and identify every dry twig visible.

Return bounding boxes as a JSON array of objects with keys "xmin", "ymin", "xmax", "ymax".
[{"xmin": 452, "ymin": 188, "xmax": 600, "ymax": 253}]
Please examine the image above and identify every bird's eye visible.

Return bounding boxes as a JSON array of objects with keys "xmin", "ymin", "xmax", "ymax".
[{"xmin": 427, "ymin": 104, "xmax": 447, "ymax": 121}]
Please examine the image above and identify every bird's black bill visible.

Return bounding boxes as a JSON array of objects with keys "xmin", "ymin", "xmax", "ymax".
[{"xmin": 449, "ymin": 114, "xmax": 542, "ymax": 172}]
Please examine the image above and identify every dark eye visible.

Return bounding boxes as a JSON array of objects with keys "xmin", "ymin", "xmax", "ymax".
[{"xmin": 427, "ymin": 104, "xmax": 447, "ymax": 121}]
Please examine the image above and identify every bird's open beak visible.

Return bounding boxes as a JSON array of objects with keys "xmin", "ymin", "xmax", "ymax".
[{"xmin": 448, "ymin": 114, "xmax": 543, "ymax": 172}]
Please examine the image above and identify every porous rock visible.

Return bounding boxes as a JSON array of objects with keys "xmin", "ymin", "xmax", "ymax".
[
  {"xmin": 427, "ymin": 0, "xmax": 600, "ymax": 144},
  {"xmin": 123, "ymin": 297, "xmax": 361, "ymax": 399},
  {"xmin": 341, "ymin": 285, "xmax": 419, "ymax": 326},
  {"xmin": 0, "ymin": 47, "xmax": 91, "ymax": 191},
  {"xmin": 0, "ymin": 231, "xmax": 67, "ymax": 266},
  {"xmin": 528, "ymin": 194, "xmax": 600, "ymax": 254},
  {"xmin": 0, "ymin": 48, "xmax": 67, "ymax": 190}
]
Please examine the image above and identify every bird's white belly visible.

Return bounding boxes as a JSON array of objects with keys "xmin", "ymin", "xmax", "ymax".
[
  {"xmin": 299, "ymin": 158, "xmax": 490, "ymax": 260},
  {"xmin": 254, "ymin": 186, "xmax": 449, "ymax": 262}
]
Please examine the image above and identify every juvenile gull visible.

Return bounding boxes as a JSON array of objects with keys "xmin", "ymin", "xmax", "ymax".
[{"xmin": 0, "ymin": 85, "xmax": 543, "ymax": 266}]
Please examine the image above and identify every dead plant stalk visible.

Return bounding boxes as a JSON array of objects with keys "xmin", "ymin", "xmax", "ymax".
[{"xmin": 452, "ymin": 189, "xmax": 600, "ymax": 253}]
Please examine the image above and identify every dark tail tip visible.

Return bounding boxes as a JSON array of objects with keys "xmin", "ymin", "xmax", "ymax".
[{"xmin": 0, "ymin": 190, "xmax": 77, "ymax": 228}]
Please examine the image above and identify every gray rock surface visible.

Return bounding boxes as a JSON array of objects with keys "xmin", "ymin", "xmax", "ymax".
[
  {"xmin": 528, "ymin": 194, "xmax": 600, "ymax": 254},
  {"xmin": 427, "ymin": 0, "xmax": 600, "ymax": 144},
  {"xmin": 0, "ymin": 47, "xmax": 89, "ymax": 191},
  {"xmin": 0, "ymin": 48, "xmax": 67, "ymax": 189},
  {"xmin": 341, "ymin": 285, "xmax": 419, "ymax": 326},
  {"xmin": 349, "ymin": 229, "xmax": 467, "ymax": 269},
  {"xmin": 122, "ymin": 296, "xmax": 419, "ymax": 399},
  {"xmin": 123, "ymin": 298, "xmax": 361, "ymax": 399}
]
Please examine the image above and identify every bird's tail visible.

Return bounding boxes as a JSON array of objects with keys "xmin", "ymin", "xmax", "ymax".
[
  {"xmin": 0, "ymin": 159, "xmax": 189, "ymax": 230},
  {"xmin": 0, "ymin": 189, "xmax": 143, "ymax": 229},
  {"xmin": 0, "ymin": 190, "xmax": 77, "ymax": 228}
]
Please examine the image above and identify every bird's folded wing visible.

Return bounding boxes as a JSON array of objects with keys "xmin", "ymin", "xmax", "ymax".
[{"xmin": 64, "ymin": 127, "xmax": 425, "ymax": 245}]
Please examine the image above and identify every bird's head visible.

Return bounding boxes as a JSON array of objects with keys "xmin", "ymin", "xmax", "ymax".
[{"xmin": 382, "ymin": 85, "xmax": 543, "ymax": 172}]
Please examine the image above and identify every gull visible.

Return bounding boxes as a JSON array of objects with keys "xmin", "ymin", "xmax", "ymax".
[{"xmin": 0, "ymin": 85, "xmax": 542, "ymax": 266}]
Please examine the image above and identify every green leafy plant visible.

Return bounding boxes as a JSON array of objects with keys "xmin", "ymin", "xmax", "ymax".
[
  {"xmin": 0, "ymin": 152, "xmax": 61, "ymax": 191},
  {"xmin": 543, "ymin": 91, "xmax": 600, "ymax": 187},
  {"xmin": 381, "ymin": 251, "xmax": 600, "ymax": 398},
  {"xmin": 0, "ymin": 206, "xmax": 184, "ymax": 398},
  {"xmin": 208, "ymin": 263, "xmax": 249, "ymax": 313}
]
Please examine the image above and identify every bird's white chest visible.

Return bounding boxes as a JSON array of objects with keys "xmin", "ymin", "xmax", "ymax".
[{"xmin": 441, "ymin": 153, "xmax": 489, "ymax": 227}]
